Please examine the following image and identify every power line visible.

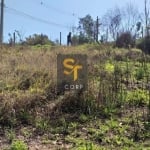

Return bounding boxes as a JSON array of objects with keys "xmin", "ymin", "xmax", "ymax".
[
  {"xmin": 32, "ymin": 0, "xmax": 79, "ymax": 18},
  {"xmin": 5, "ymin": 6, "xmax": 70, "ymax": 29},
  {"xmin": 41, "ymin": 3, "xmax": 78, "ymax": 18}
]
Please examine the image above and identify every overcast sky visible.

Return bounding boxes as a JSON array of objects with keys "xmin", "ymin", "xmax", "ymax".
[{"xmin": 4, "ymin": 0, "xmax": 145, "ymax": 44}]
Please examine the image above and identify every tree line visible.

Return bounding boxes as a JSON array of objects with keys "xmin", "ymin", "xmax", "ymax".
[
  {"xmin": 8, "ymin": 0, "xmax": 150, "ymax": 53},
  {"xmin": 72, "ymin": 1, "xmax": 148, "ymax": 49}
]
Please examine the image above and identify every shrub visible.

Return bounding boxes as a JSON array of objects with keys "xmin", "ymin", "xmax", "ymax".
[
  {"xmin": 135, "ymin": 67, "xmax": 145, "ymax": 80},
  {"xmin": 24, "ymin": 34, "xmax": 54, "ymax": 46},
  {"xmin": 52, "ymin": 92, "xmax": 97, "ymax": 115},
  {"xmin": 136, "ymin": 37, "xmax": 150, "ymax": 54},
  {"xmin": 72, "ymin": 35, "xmax": 92, "ymax": 45},
  {"xmin": 116, "ymin": 32, "xmax": 135, "ymax": 48},
  {"xmin": 79, "ymin": 114, "xmax": 89, "ymax": 123},
  {"xmin": 10, "ymin": 140, "xmax": 28, "ymax": 150}
]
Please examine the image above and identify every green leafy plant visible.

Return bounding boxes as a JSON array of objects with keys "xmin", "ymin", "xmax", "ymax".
[
  {"xmin": 79, "ymin": 114, "xmax": 89, "ymax": 123},
  {"xmin": 10, "ymin": 140, "xmax": 28, "ymax": 150},
  {"xmin": 105, "ymin": 62, "xmax": 114, "ymax": 73}
]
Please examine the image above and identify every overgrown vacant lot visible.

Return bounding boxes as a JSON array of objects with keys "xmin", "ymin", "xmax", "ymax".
[{"xmin": 0, "ymin": 44, "xmax": 150, "ymax": 150}]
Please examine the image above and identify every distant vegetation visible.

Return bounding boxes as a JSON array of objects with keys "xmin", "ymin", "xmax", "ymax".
[
  {"xmin": 8, "ymin": 0, "xmax": 150, "ymax": 54},
  {"xmin": 24, "ymin": 34, "xmax": 55, "ymax": 46}
]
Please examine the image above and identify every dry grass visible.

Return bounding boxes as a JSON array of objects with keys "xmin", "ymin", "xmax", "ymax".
[{"xmin": 0, "ymin": 44, "xmax": 150, "ymax": 149}]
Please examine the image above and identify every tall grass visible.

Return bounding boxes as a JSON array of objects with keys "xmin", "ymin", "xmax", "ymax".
[{"xmin": 0, "ymin": 44, "xmax": 149, "ymax": 145}]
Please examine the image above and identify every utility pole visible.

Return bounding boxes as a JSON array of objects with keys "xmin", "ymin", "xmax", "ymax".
[
  {"xmin": 96, "ymin": 16, "xmax": 102, "ymax": 43},
  {"xmin": 96, "ymin": 16, "xmax": 99, "ymax": 42},
  {"xmin": 0, "ymin": 0, "xmax": 4, "ymax": 44},
  {"xmin": 106, "ymin": 28, "xmax": 109, "ymax": 42},
  {"xmin": 145, "ymin": 0, "xmax": 149, "ymax": 37},
  {"xmin": 13, "ymin": 32, "xmax": 16, "ymax": 46},
  {"xmin": 142, "ymin": 26, "xmax": 144, "ymax": 38},
  {"xmin": 60, "ymin": 32, "xmax": 61, "ymax": 45}
]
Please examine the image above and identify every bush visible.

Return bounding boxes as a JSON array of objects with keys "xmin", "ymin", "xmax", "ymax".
[
  {"xmin": 24, "ymin": 34, "xmax": 54, "ymax": 46},
  {"xmin": 136, "ymin": 37, "xmax": 150, "ymax": 54},
  {"xmin": 72, "ymin": 35, "xmax": 93, "ymax": 45},
  {"xmin": 116, "ymin": 32, "xmax": 135, "ymax": 48},
  {"xmin": 53, "ymin": 92, "xmax": 97, "ymax": 115}
]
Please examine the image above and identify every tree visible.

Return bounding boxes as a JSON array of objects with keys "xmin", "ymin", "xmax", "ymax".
[
  {"xmin": 78, "ymin": 14, "xmax": 95, "ymax": 41},
  {"xmin": 102, "ymin": 7, "xmax": 122, "ymax": 41},
  {"xmin": 136, "ymin": 0, "xmax": 150, "ymax": 54},
  {"xmin": 123, "ymin": 3, "xmax": 141, "ymax": 32},
  {"xmin": 144, "ymin": 0, "xmax": 150, "ymax": 37},
  {"xmin": 102, "ymin": 3, "xmax": 142, "ymax": 42},
  {"xmin": 120, "ymin": 3, "xmax": 142, "ymax": 42},
  {"xmin": 15, "ymin": 30, "xmax": 25, "ymax": 43}
]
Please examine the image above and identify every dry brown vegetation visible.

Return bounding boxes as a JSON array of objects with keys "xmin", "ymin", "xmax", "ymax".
[{"xmin": 0, "ymin": 44, "xmax": 150, "ymax": 150}]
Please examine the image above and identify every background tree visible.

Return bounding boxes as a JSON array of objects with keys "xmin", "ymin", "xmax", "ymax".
[
  {"xmin": 122, "ymin": 3, "xmax": 142, "ymax": 38},
  {"xmin": 15, "ymin": 30, "xmax": 25, "ymax": 43},
  {"xmin": 78, "ymin": 14, "xmax": 95, "ymax": 42},
  {"xmin": 101, "ymin": 3, "xmax": 142, "ymax": 47},
  {"xmin": 136, "ymin": 0, "xmax": 150, "ymax": 54},
  {"xmin": 102, "ymin": 7, "xmax": 122, "ymax": 41},
  {"xmin": 144, "ymin": 0, "xmax": 150, "ymax": 37}
]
